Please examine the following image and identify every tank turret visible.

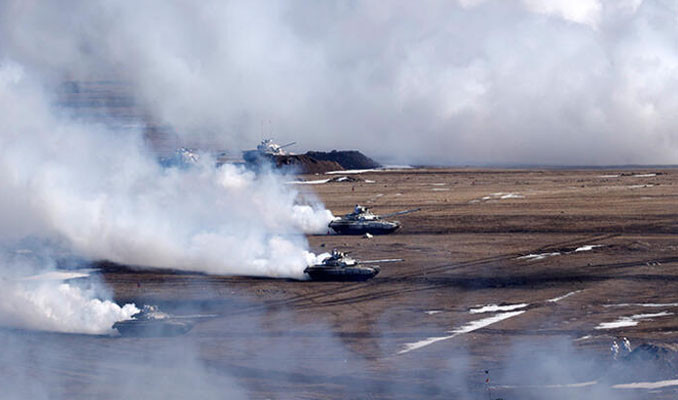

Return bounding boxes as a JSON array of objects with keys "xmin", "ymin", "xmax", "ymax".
[{"xmin": 243, "ymin": 139, "xmax": 296, "ymax": 163}]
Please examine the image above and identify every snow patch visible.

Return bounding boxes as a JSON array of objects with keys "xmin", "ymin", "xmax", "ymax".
[
  {"xmin": 575, "ymin": 244, "xmax": 602, "ymax": 252},
  {"xmin": 603, "ymin": 303, "xmax": 678, "ymax": 308},
  {"xmin": 469, "ymin": 303, "xmax": 528, "ymax": 314},
  {"xmin": 518, "ymin": 245, "xmax": 601, "ymax": 262},
  {"xmin": 613, "ymin": 379, "xmax": 678, "ymax": 389},
  {"xmin": 288, "ymin": 178, "xmax": 330, "ymax": 185},
  {"xmin": 326, "ymin": 166, "xmax": 412, "ymax": 175},
  {"xmin": 494, "ymin": 380, "xmax": 598, "ymax": 389},
  {"xmin": 398, "ymin": 311, "xmax": 525, "ymax": 354},
  {"xmin": 547, "ymin": 290, "xmax": 582, "ymax": 303},
  {"xmin": 326, "ymin": 169, "xmax": 377, "ymax": 174},
  {"xmin": 517, "ymin": 252, "xmax": 561, "ymax": 261},
  {"xmin": 595, "ymin": 311, "xmax": 673, "ymax": 330},
  {"xmin": 471, "ymin": 192, "xmax": 524, "ymax": 203}
]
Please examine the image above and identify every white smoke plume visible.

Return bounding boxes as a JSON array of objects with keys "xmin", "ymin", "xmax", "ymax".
[
  {"xmin": 0, "ymin": 56, "xmax": 331, "ymax": 333},
  {"xmin": 1, "ymin": 0, "xmax": 677, "ymax": 165},
  {"xmin": 0, "ymin": 249, "xmax": 138, "ymax": 334},
  {"xmin": 0, "ymin": 280, "xmax": 138, "ymax": 335},
  {"xmin": 0, "ymin": 61, "xmax": 331, "ymax": 278}
]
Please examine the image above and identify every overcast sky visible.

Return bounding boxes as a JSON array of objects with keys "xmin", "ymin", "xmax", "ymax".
[{"xmin": 1, "ymin": 0, "xmax": 677, "ymax": 165}]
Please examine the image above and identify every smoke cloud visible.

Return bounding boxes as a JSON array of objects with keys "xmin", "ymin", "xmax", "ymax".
[
  {"xmin": 0, "ymin": 249, "xmax": 138, "ymax": 334},
  {"xmin": 0, "ymin": 61, "xmax": 331, "ymax": 278},
  {"xmin": 2, "ymin": 0, "xmax": 677, "ymax": 165},
  {"xmin": 0, "ymin": 41, "xmax": 331, "ymax": 333}
]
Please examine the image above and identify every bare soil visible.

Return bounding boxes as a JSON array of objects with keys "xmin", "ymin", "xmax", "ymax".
[{"xmin": 7, "ymin": 168, "xmax": 678, "ymax": 399}]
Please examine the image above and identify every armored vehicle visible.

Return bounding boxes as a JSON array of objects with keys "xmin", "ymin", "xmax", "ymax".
[
  {"xmin": 159, "ymin": 147, "xmax": 200, "ymax": 168},
  {"xmin": 243, "ymin": 139, "xmax": 296, "ymax": 163},
  {"xmin": 304, "ymin": 249, "xmax": 402, "ymax": 281},
  {"xmin": 328, "ymin": 205, "xmax": 420, "ymax": 235},
  {"xmin": 113, "ymin": 305, "xmax": 196, "ymax": 337}
]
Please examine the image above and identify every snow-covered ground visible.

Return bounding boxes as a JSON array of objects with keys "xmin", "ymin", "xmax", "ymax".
[
  {"xmin": 595, "ymin": 311, "xmax": 673, "ymax": 330},
  {"xmin": 398, "ymin": 311, "xmax": 526, "ymax": 354},
  {"xmin": 469, "ymin": 303, "xmax": 528, "ymax": 314}
]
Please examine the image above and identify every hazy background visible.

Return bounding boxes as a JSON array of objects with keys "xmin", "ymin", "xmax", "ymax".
[{"xmin": 2, "ymin": 0, "xmax": 677, "ymax": 165}]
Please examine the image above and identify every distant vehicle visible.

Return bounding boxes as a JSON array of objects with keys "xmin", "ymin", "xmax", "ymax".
[
  {"xmin": 243, "ymin": 139, "xmax": 296, "ymax": 163},
  {"xmin": 329, "ymin": 205, "xmax": 421, "ymax": 235},
  {"xmin": 304, "ymin": 249, "xmax": 402, "ymax": 281},
  {"xmin": 113, "ymin": 305, "xmax": 213, "ymax": 337},
  {"xmin": 158, "ymin": 147, "xmax": 200, "ymax": 168}
]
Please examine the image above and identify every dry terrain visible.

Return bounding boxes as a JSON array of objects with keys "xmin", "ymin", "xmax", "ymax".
[{"xmin": 4, "ymin": 168, "xmax": 678, "ymax": 399}]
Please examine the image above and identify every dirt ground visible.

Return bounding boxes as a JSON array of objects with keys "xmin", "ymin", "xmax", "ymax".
[{"xmin": 5, "ymin": 168, "xmax": 678, "ymax": 399}]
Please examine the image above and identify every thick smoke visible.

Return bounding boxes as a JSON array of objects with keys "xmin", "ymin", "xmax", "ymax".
[
  {"xmin": 0, "ymin": 62, "xmax": 331, "ymax": 279},
  {"xmin": 0, "ymin": 249, "xmax": 137, "ymax": 334},
  {"xmin": 0, "ymin": 279, "xmax": 138, "ymax": 335},
  {"xmin": 0, "ymin": 56, "xmax": 331, "ymax": 333},
  {"xmin": 2, "ymin": 0, "xmax": 677, "ymax": 165}
]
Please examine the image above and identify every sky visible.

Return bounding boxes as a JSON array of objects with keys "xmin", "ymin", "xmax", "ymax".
[{"xmin": 1, "ymin": 0, "xmax": 677, "ymax": 164}]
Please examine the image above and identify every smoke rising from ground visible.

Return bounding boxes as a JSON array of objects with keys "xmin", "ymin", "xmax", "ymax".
[
  {"xmin": 0, "ymin": 61, "xmax": 331, "ymax": 279},
  {"xmin": 2, "ymin": 0, "xmax": 677, "ymax": 165},
  {"xmin": 0, "ymin": 57, "xmax": 330, "ymax": 333},
  {"xmin": 0, "ymin": 250, "xmax": 137, "ymax": 334}
]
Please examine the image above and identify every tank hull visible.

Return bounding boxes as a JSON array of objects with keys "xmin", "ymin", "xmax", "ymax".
[
  {"xmin": 304, "ymin": 265, "xmax": 380, "ymax": 281},
  {"xmin": 113, "ymin": 320, "xmax": 194, "ymax": 337},
  {"xmin": 328, "ymin": 220, "xmax": 400, "ymax": 235}
]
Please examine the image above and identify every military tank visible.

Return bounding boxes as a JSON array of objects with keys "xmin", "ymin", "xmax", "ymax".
[
  {"xmin": 304, "ymin": 249, "xmax": 402, "ymax": 281},
  {"xmin": 242, "ymin": 139, "xmax": 296, "ymax": 163},
  {"xmin": 328, "ymin": 205, "xmax": 421, "ymax": 235},
  {"xmin": 113, "ymin": 305, "xmax": 198, "ymax": 337}
]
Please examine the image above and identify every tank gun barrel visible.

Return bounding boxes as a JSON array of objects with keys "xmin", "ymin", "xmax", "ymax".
[
  {"xmin": 359, "ymin": 258, "xmax": 404, "ymax": 264},
  {"xmin": 280, "ymin": 141, "xmax": 296, "ymax": 148},
  {"xmin": 378, "ymin": 208, "xmax": 421, "ymax": 219}
]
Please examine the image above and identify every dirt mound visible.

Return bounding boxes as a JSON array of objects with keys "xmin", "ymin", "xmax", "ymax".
[
  {"xmin": 305, "ymin": 150, "xmax": 381, "ymax": 170},
  {"xmin": 261, "ymin": 150, "xmax": 379, "ymax": 174},
  {"xmin": 271, "ymin": 154, "xmax": 344, "ymax": 174}
]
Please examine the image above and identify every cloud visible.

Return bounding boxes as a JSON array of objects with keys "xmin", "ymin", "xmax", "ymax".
[
  {"xmin": 1, "ymin": 1, "xmax": 677, "ymax": 164},
  {"xmin": 522, "ymin": 0, "xmax": 603, "ymax": 27}
]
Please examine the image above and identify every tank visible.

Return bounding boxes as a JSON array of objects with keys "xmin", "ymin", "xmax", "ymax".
[
  {"xmin": 328, "ymin": 205, "xmax": 420, "ymax": 235},
  {"xmin": 158, "ymin": 147, "xmax": 200, "ymax": 168},
  {"xmin": 304, "ymin": 249, "xmax": 402, "ymax": 281},
  {"xmin": 243, "ymin": 139, "xmax": 296, "ymax": 163},
  {"xmin": 112, "ymin": 305, "xmax": 195, "ymax": 337}
]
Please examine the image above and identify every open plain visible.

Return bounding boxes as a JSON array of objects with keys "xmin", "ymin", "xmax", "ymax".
[{"xmin": 3, "ymin": 168, "xmax": 678, "ymax": 399}]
